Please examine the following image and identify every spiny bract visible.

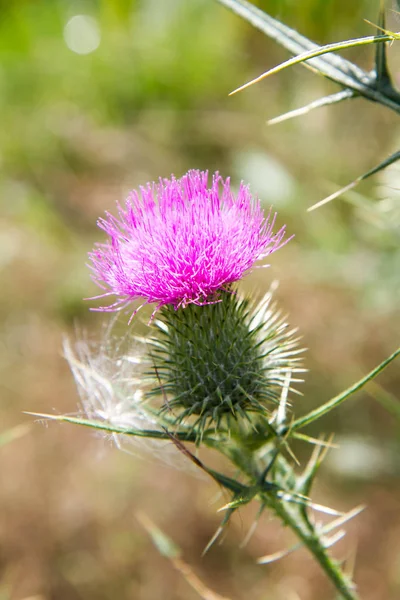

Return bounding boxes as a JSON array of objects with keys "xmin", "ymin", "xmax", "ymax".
[{"xmin": 148, "ymin": 290, "xmax": 303, "ymax": 435}]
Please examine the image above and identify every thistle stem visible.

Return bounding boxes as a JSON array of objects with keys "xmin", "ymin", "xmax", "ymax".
[
  {"xmin": 219, "ymin": 443, "xmax": 359, "ymax": 600},
  {"xmin": 265, "ymin": 495, "xmax": 359, "ymax": 600}
]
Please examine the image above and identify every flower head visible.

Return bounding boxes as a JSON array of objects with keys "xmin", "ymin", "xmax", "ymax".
[
  {"xmin": 149, "ymin": 286, "xmax": 304, "ymax": 437},
  {"xmin": 89, "ymin": 170, "xmax": 290, "ymax": 313}
]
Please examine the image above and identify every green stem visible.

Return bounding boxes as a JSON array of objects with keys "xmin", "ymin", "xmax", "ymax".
[
  {"xmin": 266, "ymin": 495, "xmax": 359, "ymax": 600},
  {"xmin": 219, "ymin": 442, "xmax": 359, "ymax": 600},
  {"xmin": 25, "ymin": 413, "xmax": 201, "ymax": 442}
]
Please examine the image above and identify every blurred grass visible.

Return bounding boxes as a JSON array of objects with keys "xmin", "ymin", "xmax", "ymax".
[{"xmin": 0, "ymin": 1, "xmax": 399, "ymax": 599}]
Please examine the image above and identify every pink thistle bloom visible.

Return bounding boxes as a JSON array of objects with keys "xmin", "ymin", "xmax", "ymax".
[{"xmin": 88, "ymin": 170, "xmax": 291, "ymax": 314}]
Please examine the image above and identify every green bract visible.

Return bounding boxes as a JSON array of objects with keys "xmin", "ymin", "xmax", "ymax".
[{"xmin": 148, "ymin": 289, "xmax": 302, "ymax": 436}]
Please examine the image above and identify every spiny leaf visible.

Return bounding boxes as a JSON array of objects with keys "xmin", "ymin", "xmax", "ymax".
[
  {"xmin": 240, "ymin": 504, "xmax": 265, "ymax": 548},
  {"xmin": 317, "ymin": 505, "xmax": 365, "ymax": 537},
  {"xmin": 292, "ymin": 432, "xmax": 339, "ymax": 448},
  {"xmin": 216, "ymin": 0, "xmax": 369, "ymax": 86},
  {"xmin": 202, "ymin": 505, "xmax": 237, "ymax": 556},
  {"xmin": 258, "ymin": 541, "xmax": 303, "ymax": 564},
  {"xmin": 290, "ymin": 347, "xmax": 400, "ymax": 431},
  {"xmin": 217, "ymin": 489, "xmax": 257, "ymax": 511},
  {"xmin": 276, "ymin": 490, "xmax": 343, "ymax": 517},
  {"xmin": 164, "ymin": 430, "xmax": 249, "ymax": 495},
  {"xmin": 296, "ymin": 435, "xmax": 334, "ymax": 503},
  {"xmin": 230, "ymin": 31, "xmax": 397, "ymax": 96},
  {"xmin": 324, "ymin": 530, "xmax": 347, "ymax": 549},
  {"xmin": 257, "ymin": 504, "xmax": 364, "ymax": 565},
  {"xmin": 217, "ymin": 0, "xmax": 400, "ymax": 209},
  {"xmin": 24, "ymin": 411, "xmax": 198, "ymax": 442},
  {"xmin": 218, "ymin": 0, "xmax": 400, "ymax": 113}
]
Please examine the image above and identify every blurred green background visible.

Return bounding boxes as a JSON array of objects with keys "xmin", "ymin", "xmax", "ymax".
[{"xmin": 1, "ymin": 1, "xmax": 399, "ymax": 599}]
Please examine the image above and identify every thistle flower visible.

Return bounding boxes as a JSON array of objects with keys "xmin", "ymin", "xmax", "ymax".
[{"xmin": 89, "ymin": 170, "xmax": 290, "ymax": 314}]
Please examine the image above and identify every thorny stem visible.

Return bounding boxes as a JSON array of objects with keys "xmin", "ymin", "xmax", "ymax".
[
  {"xmin": 265, "ymin": 495, "xmax": 359, "ymax": 600},
  {"xmin": 40, "ymin": 419, "xmax": 359, "ymax": 597},
  {"xmin": 24, "ymin": 413, "xmax": 202, "ymax": 443},
  {"xmin": 215, "ymin": 442, "xmax": 359, "ymax": 600}
]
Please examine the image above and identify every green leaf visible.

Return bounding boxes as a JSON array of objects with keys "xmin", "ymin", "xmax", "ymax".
[
  {"xmin": 230, "ymin": 31, "xmax": 397, "ymax": 96},
  {"xmin": 216, "ymin": 0, "xmax": 369, "ymax": 87},
  {"xmin": 216, "ymin": 0, "xmax": 400, "ymax": 207},
  {"xmin": 290, "ymin": 347, "xmax": 400, "ymax": 431},
  {"xmin": 216, "ymin": 0, "xmax": 400, "ymax": 112},
  {"xmin": 24, "ymin": 412, "xmax": 198, "ymax": 442},
  {"xmin": 295, "ymin": 436, "xmax": 333, "ymax": 509}
]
